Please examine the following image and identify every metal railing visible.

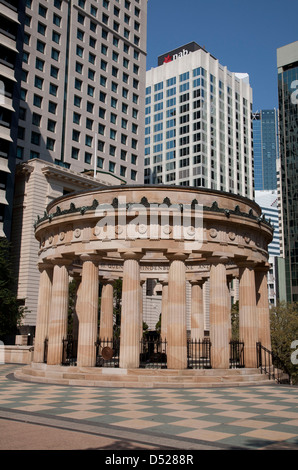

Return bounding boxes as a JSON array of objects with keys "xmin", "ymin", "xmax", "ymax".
[
  {"xmin": 44, "ymin": 338, "xmax": 48, "ymax": 363},
  {"xmin": 62, "ymin": 335, "xmax": 77, "ymax": 366},
  {"xmin": 187, "ymin": 338, "xmax": 211, "ymax": 369},
  {"xmin": 96, "ymin": 337, "xmax": 120, "ymax": 368},
  {"xmin": 230, "ymin": 340, "xmax": 245, "ymax": 368},
  {"xmin": 140, "ymin": 335, "xmax": 167, "ymax": 369},
  {"xmin": 256, "ymin": 342, "xmax": 290, "ymax": 384}
]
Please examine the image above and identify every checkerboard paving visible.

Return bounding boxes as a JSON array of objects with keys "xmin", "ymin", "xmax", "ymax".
[{"xmin": 1, "ymin": 364, "xmax": 298, "ymax": 449}]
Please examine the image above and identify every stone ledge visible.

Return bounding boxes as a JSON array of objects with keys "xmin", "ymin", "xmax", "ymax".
[
  {"xmin": 14, "ymin": 363, "xmax": 275, "ymax": 388},
  {"xmin": 2, "ymin": 346, "xmax": 34, "ymax": 365}
]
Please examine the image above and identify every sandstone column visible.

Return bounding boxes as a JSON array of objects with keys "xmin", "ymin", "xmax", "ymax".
[
  {"xmin": 255, "ymin": 266, "xmax": 271, "ymax": 351},
  {"xmin": 190, "ymin": 279, "xmax": 205, "ymax": 340},
  {"xmin": 76, "ymin": 255, "xmax": 100, "ymax": 367},
  {"xmin": 209, "ymin": 258, "xmax": 230, "ymax": 369},
  {"xmin": 160, "ymin": 280, "xmax": 168, "ymax": 341},
  {"xmin": 33, "ymin": 263, "xmax": 53, "ymax": 363},
  {"xmin": 119, "ymin": 252, "xmax": 142, "ymax": 368},
  {"xmin": 99, "ymin": 279, "xmax": 114, "ymax": 340},
  {"xmin": 47, "ymin": 259, "xmax": 70, "ymax": 365},
  {"xmin": 166, "ymin": 253, "xmax": 188, "ymax": 369},
  {"xmin": 239, "ymin": 263, "xmax": 258, "ymax": 368}
]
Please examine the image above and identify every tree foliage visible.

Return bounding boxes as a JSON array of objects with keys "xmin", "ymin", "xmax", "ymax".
[
  {"xmin": 270, "ymin": 301, "xmax": 298, "ymax": 384},
  {"xmin": 0, "ymin": 238, "xmax": 25, "ymax": 338}
]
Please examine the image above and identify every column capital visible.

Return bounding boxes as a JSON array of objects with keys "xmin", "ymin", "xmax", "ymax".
[
  {"xmin": 165, "ymin": 251, "xmax": 190, "ymax": 262},
  {"xmin": 49, "ymin": 256, "xmax": 73, "ymax": 267},
  {"xmin": 80, "ymin": 252, "xmax": 103, "ymax": 265},
  {"xmin": 206, "ymin": 255, "xmax": 229, "ymax": 265},
  {"xmin": 189, "ymin": 278, "xmax": 205, "ymax": 287},
  {"xmin": 254, "ymin": 263, "xmax": 270, "ymax": 273},
  {"xmin": 101, "ymin": 277, "xmax": 115, "ymax": 285},
  {"xmin": 38, "ymin": 261, "xmax": 53, "ymax": 272},
  {"xmin": 237, "ymin": 260, "xmax": 257, "ymax": 269},
  {"xmin": 119, "ymin": 250, "xmax": 144, "ymax": 261}
]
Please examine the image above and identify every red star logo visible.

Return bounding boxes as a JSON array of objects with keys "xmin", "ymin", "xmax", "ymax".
[{"xmin": 163, "ymin": 55, "xmax": 172, "ymax": 64}]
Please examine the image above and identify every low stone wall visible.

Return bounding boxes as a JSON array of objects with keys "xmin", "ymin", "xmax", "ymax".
[{"xmin": 3, "ymin": 346, "xmax": 34, "ymax": 365}]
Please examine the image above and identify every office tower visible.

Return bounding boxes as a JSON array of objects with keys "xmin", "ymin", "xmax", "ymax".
[
  {"xmin": 144, "ymin": 42, "xmax": 254, "ymax": 199},
  {"xmin": 0, "ymin": 0, "xmax": 147, "ymax": 242},
  {"xmin": 0, "ymin": 0, "xmax": 21, "ymax": 239},
  {"xmin": 252, "ymin": 109, "xmax": 279, "ymax": 190},
  {"xmin": 277, "ymin": 41, "xmax": 298, "ymax": 302},
  {"xmin": 18, "ymin": 0, "xmax": 147, "ymax": 176}
]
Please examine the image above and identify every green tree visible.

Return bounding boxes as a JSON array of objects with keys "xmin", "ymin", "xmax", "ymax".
[
  {"xmin": 270, "ymin": 301, "xmax": 298, "ymax": 384},
  {"xmin": 231, "ymin": 301, "xmax": 239, "ymax": 341},
  {"xmin": 0, "ymin": 238, "xmax": 25, "ymax": 339},
  {"xmin": 113, "ymin": 279, "xmax": 122, "ymax": 337}
]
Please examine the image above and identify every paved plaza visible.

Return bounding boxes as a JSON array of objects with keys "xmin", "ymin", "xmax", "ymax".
[{"xmin": 0, "ymin": 364, "xmax": 298, "ymax": 451}]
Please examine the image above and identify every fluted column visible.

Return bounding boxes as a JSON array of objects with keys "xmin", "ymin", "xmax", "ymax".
[
  {"xmin": 76, "ymin": 255, "xmax": 100, "ymax": 367},
  {"xmin": 47, "ymin": 259, "xmax": 70, "ymax": 365},
  {"xmin": 239, "ymin": 263, "xmax": 258, "ymax": 368},
  {"xmin": 33, "ymin": 263, "xmax": 53, "ymax": 363},
  {"xmin": 160, "ymin": 281, "xmax": 168, "ymax": 341},
  {"xmin": 166, "ymin": 253, "xmax": 188, "ymax": 369},
  {"xmin": 255, "ymin": 266, "xmax": 271, "ymax": 350},
  {"xmin": 99, "ymin": 279, "xmax": 114, "ymax": 340},
  {"xmin": 209, "ymin": 258, "xmax": 230, "ymax": 369},
  {"xmin": 119, "ymin": 252, "xmax": 142, "ymax": 368},
  {"xmin": 190, "ymin": 279, "xmax": 205, "ymax": 340}
]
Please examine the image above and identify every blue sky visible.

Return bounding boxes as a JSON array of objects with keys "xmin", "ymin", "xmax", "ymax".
[{"xmin": 146, "ymin": 0, "xmax": 298, "ymax": 111}]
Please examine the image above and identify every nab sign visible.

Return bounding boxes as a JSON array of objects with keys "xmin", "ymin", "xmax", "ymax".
[{"xmin": 158, "ymin": 42, "xmax": 202, "ymax": 66}]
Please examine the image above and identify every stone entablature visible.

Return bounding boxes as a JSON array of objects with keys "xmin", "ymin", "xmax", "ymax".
[{"xmin": 33, "ymin": 185, "xmax": 273, "ymax": 371}]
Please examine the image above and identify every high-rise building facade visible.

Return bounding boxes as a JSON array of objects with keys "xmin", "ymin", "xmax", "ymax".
[
  {"xmin": 277, "ymin": 40, "xmax": 298, "ymax": 302},
  {"xmin": 1, "ymin": 0, "xmax": 147, "ymax": 240},
  {"xmin": 252, "ymin": 109, "xmax": 279, "ymax": 190},
  {"xmin": 18, "ymin": 0, "xmax": 147, "ymax": 177},
  {"xmin": 144, "ymin": 42, "xmax": 254, "ymax": 199},
  {"xmin": 0, "ymin": 0, "xmax": 22, "ymax": 239}
]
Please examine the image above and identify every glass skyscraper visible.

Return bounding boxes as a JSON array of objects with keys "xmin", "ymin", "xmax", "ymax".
[
  {"xmin": 277, "ymin": 41, "xmax": 298, "ymax": 302},
  {"xmin": 252, "ymin": 109, "xmax": 279, "ymax": 190}
]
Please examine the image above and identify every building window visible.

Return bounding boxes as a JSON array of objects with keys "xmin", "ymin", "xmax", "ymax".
[
  {"xmin": 32, "ymin": 113, "xmax": 41, "ymax": 126},
  {"xmin": 34, "ymin": 76, "xmax": 43, "ymax": 89},
  {"xmin": 31, "ymin": 131, "xmax": 41, "ymax": 145},
  {"xmin": 71, "ymin": 147, "xmax": 79, "ymax": 159},
  {"xmin": 46, "ymin": 137, "xmax": 55, "ymax": 150}
]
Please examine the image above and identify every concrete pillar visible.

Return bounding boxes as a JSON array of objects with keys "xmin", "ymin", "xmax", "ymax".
[
  {"xmin": 239, "ymin": 263, "xmax": 258, "ymax": 368},
  {"xmin": 47, "ymin": 260, "xmax": 70, "ymax": 365},
  {"xmin": 166, "ymin": 253, "xmax": 188, "ymax": 369},
  {"xmin": 190, "ymin": 279, "xmax": 205, "ymax": 340},
  {"xmin": 209, "ymin": 258, "xmax": 230, "ymax": 369},
  {"xmin": 76, "ymin": 255, "xmax": 100, "ymax": 367},
  {"xmin": 119, "ymin": 252, "xmax": 142, "ymax": 368},
  {"xmin": 99, "ymin": 279, "xmax": 114, "ymax": 340},
  {"xmin": 160, "ymin": 281, "xmax": 168, "ymax": 341},
  {"xmin": 255, "ymin": 266, "xmax": 271, "ymax": 351},
  {"xmin": 33, "ymin": 263, "xmax": 53, "ymax": 363}
]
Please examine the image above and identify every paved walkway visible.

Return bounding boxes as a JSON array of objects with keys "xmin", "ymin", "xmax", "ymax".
[{"xmin": 0, "ymin": 364, "xmax": 298, "ymax": 451}]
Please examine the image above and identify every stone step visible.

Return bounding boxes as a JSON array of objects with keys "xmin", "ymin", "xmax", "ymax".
[{"xmin": 14, "ymin": 363, "xmax": 276, "ymax": 388}]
